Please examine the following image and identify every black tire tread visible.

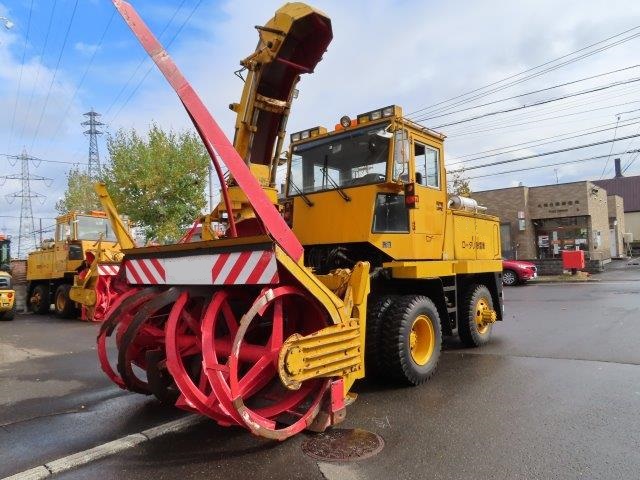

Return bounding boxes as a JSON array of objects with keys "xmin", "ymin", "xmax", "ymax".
[
  {"xmin": 365, "ymin": 294, "xmax": 398, "ymax": 378},
  {"xmin": 55, "ymin": 284, "xmax": 76, "ymax": 318},
  {"xmin": 458, "ymin": 284, "xmax": 493, "ymax": 348},
  {"xmin": 380, "ymin": 295, "xmax": 442, "ymax": 386},
  {"xmin": 31, "ymin": 284, "xmax": 50, "ymax": 315}
]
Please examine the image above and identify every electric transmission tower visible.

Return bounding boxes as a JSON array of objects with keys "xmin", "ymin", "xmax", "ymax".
[
  {"xmin": 82, "ymin": 109, "xmax": 104, "ymax": 180},
  {"xmin": 2, "ymin": 150, "xmax": 52, "ymax": 258}
]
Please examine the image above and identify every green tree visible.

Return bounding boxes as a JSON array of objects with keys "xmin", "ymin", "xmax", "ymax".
[
  {"xmin": 56, "ymin": 168, "xmax": 100, "ymax": 214},
  {"xmin": 104, "ymin": 124, "xmax": 209, "ymax": 242},
  {"xmin": 449, "ymin": 168, "xmax": 472, "ymax": 197}
]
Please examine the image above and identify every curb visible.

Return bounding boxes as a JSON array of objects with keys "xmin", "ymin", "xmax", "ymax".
[{"xmin": 2, "ymin": 415, "xmax": 201, "ymax": 480}]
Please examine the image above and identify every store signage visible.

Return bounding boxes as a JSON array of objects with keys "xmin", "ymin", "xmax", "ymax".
[{"xmin": 538, "ymin": 235, "xmax": 549, "ymax": 247}]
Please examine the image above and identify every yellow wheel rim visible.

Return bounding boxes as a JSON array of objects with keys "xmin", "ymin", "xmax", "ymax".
[
  {"xmin": 409, "ymin": 314, "xmax": 435, "ymax": 366},
  {"xmin": 474, "ymin": 298, "xmax": 491, "ymax": 335}
]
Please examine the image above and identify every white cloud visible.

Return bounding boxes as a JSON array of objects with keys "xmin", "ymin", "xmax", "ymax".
[{"xmin": 74, "ymin": 41, "xmax": 100, "ymax": 56}]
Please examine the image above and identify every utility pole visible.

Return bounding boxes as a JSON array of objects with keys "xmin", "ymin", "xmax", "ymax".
[
  {"xmin": 2, "ymin": 150, "xmax": 52, "ymax": 258},
  {"xmin": 82, "ymin": 109, "xmax": 104, "ymax": 180}
]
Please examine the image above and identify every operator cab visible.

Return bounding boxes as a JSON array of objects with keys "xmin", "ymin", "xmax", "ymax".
[{"xmin": 285, "ymin": 105, "xmax": 449, "ymax": 271}]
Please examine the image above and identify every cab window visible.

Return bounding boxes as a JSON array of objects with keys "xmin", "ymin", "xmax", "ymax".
[
  {"xmin": 414, "ymin": 142, "xmax": 440, "ymax": 188},
  {"xmin": 57, "ymin": 222, "xmax": 70, "ymax": 241},
  {"xmin": 393, "ymin": 129, "xmax": 410, "ymax": 181}
]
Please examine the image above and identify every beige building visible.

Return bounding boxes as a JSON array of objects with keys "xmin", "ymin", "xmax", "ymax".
[
  {"xmin": 594, "ymin": 160, "xmax": 640, "ymax": 245},
  {"xmin": 472, "ymin": 181, "xmax": 625, "ymax": 263}
]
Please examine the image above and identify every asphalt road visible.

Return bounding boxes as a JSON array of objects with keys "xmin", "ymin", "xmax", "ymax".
[{"xmin": 2, "ymin": 262, "xmax": 639, "ymax": 479}]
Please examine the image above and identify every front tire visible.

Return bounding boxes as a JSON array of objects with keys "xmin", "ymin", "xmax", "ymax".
[
  {"xmin": 459, "ymin": 284, "xmax": 495, "ymax": 348},
  {"xmin": 365, "ymin": 295, "xmax": 397, "ymax": 378},
  {"xmin": 502, "ymin": 269, "xmax": 518, "ymax": 286},
  {"xmin": 380, "ymin": 295, "xmax": 442, "ymax": 386},
  {"xmin": 31, "ymin": 284, "xmax": 50, "ymax": 314},
  {"xmin": 54, "ymin": 284, "xmax": 76, "ymax": 318}
]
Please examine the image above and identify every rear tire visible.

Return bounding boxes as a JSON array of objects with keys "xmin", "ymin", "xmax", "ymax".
[
  {"xmin": 380, "ymin": 295, "xmax": 442, "ymax": 386},
  {"xmin": 459, "ymin": 284, "xmax": 494, "ymax": 348},
  {"xmin": 0, "ymin": 306, "xmax": 15, "ymax": 321},
  {"xmin": 31, "ymin": 284, "xmax": 50, "ymax": 314},
  {"xmin": 54, "ymin": 284, "xmax": 76, "ymax": 318},
  {"xmin": 365, "ymin": 295, "xmax": 397, "ymax": 378},
  {"xmin": 502, "ymin": 269, "xmax": 518, "ymax": 286}
]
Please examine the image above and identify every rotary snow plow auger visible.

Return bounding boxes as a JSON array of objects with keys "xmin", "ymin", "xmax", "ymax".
[{"xmin": 100, "ymin": 1, "xmax": 367, "ymax": 440}]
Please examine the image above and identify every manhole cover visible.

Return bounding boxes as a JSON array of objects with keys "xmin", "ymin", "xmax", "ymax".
[{"xmin": 301, "ymin": 428, "xmax": 384, "ymax": 462}]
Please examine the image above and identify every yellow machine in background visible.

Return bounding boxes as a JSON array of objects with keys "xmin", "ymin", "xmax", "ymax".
[
  {"xmin": 69, "ymin": 183, "xmax": 137, "ymax": 321},
  {"xmin": 26, "ymin": 203, "xmax": 128, "ymax": 320},
  {"xmin": 0, "ymin": 234, "xmax": 16, "ymax": 321}
]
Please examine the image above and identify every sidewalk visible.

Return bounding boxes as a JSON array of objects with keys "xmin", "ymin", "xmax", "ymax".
[{"xmin": 529, "ymin": 271, "xmax": 598, "ymax": 283}]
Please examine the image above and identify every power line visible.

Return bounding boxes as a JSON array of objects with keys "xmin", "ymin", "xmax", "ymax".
[
  {"xmin": 416, "ymin": 64, "xmax": 640, "ymax": 122},
  {"xmin": 109, "ymin": 0, "xmax": 204, "ymax": 125},
  {"xmin": 19, "ymin": 0, "xmax": 58, "ymax": 143},
  {"xmin": 1, "ymin": 153, "xmax": 86, "ymax": 167},
  {"xmin": 466, "ymin": 150, "xmax": 640, "ymax": 180},
  {"xmin": 446, "ymin": 98, "xmax": 640, "ymax": 139},
  {"xmin": 7, "ymin": 0, "xmax": 34, "ymax": 153},
  {"xmin": 423, "ymin": 76, "xmax": 640, "ymax": 129},
  {"xmin": 406, "ymin": 26, "xmax": 640, "ymax": 119},
  {"xmin": 451, "ymin": 133, "xmax": 640, "ymax": 173},
  {"xmin": 102, "ymin": 0, "xmax": 189, "ymax": 118},
  {"xmin": 443, "ymin": 82, "xmax": 640, "ymax": 138},
  {"xmin": 622, "ymin": 151, "xmax": 640, "ymax": 173},
  {"xmin": 600, "ymin": 115, "xmax": 621, "ymax": 178},
  {"xmin": 447, "ymin": 116, "xmax": 640, "ymax": 166},
  {"xmin": 448, "ymin": 116, "xmax": 640, "ymax": 162},
  {"xmin": 48, "ymin": 9, "xmax": 116, "ymax": 145},
  {"xmin": 29, "ymin": 0, "xmax": 80, "ymax": 152}
]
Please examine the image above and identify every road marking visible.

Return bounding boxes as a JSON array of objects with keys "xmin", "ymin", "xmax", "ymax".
[{"xmin": 1, "ymin": 415, "xmax": 201, "ymax": 480}]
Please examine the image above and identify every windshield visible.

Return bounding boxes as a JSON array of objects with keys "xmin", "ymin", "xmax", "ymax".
[
  {"xmin": 288, "ymin": 122, "xmax": 390, "ymax": 195},
  {"xmin": 76, "ymin": 215, "xmax": 116, "ymax": 242}
]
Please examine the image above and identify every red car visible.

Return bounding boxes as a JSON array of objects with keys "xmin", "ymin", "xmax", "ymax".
[{"xmin": 502, "ymin": 259, "xmax": 537, "ymax": 286}]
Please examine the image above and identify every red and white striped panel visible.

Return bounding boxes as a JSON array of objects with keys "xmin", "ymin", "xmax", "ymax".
[
  {"xmin": 124, "ymin": 250, "xmax": 278, "ymax": 286},
  {"xmin": 125, "ymin": 258, "xmax": 166, "ymax": 285},
  {"xmin": 97, "ymin": 264, "xmax": 120, "ymax": 276}
]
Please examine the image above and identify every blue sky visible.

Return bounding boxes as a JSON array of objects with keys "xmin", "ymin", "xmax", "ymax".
[{"xmin": 2, "ymin": 0, "xmax": 640, "ymax": 253}]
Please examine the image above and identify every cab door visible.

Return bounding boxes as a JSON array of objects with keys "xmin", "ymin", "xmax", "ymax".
[
  {"xmin": 411, "ymin": 136, "xmax": 446, "ymax": 259},
  {"xmin": 54, "ymin": 221, "xmax": 71, "ymax": 276}
]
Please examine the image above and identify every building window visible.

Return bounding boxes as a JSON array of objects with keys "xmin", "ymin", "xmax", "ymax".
[
  {"xmin": 555, "ymin": 202, "xmax": 560, "ymax": 206},
  {"xmin": 568, "ymin": 201, "xmax": 573, "ymax": 205},
  {"xmin": 561, "ymin": 201, "xmax": 566, "ymax": 205},
  {"xmin": 575, "ymin": 200, "xmax": 579, "ymax": 204},
  {"xmin": 544, "ymin": 203, "xmax": 548, "ymax": 207},
  {"xmin": 534, "ymin": 216, "xmax": 589, "ymax": 259}
]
